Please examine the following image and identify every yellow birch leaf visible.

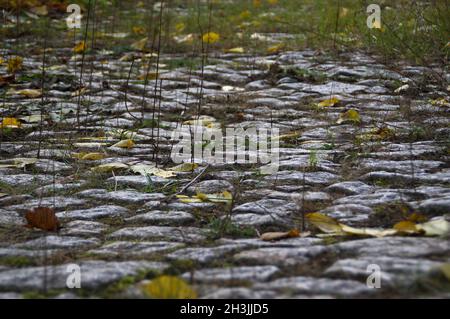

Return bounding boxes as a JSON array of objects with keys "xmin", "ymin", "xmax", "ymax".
[
  {"xmin": 318, "ymin": 97, "xmax": 340, "ymax": 107},
  {"xmin": 7, "ymin": 56, "xmax": 23, "ymax": 73},
  {"xmin": 142, "ymin": 276, "xmax": 197, "ymax": 299},
  {"xmin": 267, "ymin": 43, "xmax": 284, "ymax": 54},
  {"xmin": 202, "ymin": 32, "xmax": 220, "ymax": 44},
  {"xmin": 226, "ymin": 47, "xmax": 245, "ymax": 53},
  {"xmin": 0, "ymin": 117, "xmax": 22, "ymax": 128},
  {"xmin": 91, "ymin": 162, "xmax": 129, "ymax": 173},
  {"xmin": 131, "ymin": 37, "xmax": 149, "ymax": 51},
  {"xmin": 81, "ymin": 153, "xmax": 106, "ymax": 161},
  {"xmin": 337, "ymin": 109, "xmax": 361, "ymax": 125},
  {"xmin": 169, "ymin": 163, "xmax": 198, "ymax": 172},
  {"xmin": 306, "ymin": 213, "xmax": 344, "ymax": 234},
  {"xmin": 111, "ymin": 139, "xmax": 135, "ymax": 149},
  {"xmin": 73, "ymin": 41, "xmax": 87, "ymax": 53}
]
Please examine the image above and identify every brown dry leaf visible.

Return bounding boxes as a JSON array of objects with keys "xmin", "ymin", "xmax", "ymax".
[
  {"xmin": 260, "ymin": 229, "xmax": 302, "ymax": 241},
  {"xmin": 25, "ymin": 207, "xmax": 60, "ymax": 232},
  {"xmin": 0, "ymin": 74, "xmax": 15, "ymax": 87}
]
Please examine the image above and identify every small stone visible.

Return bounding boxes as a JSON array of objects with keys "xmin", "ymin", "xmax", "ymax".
[{"xmin": 183, "ymin": 265, "xmax": 280, "ymax": 283}]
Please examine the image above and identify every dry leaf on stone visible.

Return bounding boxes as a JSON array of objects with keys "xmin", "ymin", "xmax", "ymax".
[
  {"xmin": 336, "ymin": 109, "xmax": 361, "ymax": 125},
  {"xmin": 260, "ymin": 229, "xmax": 302, "ymax": 241},
  {"xmin": 73, "ymin": 152, "xmax": 106, "ymax": 161},
  {"xmin": 176, "ymin": 191, "xmax": 233, "ymax": 204},
  {"xmin": 393, "ymin": 221, "xmax": 422, "ymax": 235},
  {"xmin": 131, "ymin": 37, "xmax": 149, "ymax": 51},
  {"xmin": 417, "ymin": 218, "xmax": 450, "ymax": 237},
  {"xmin": 226, "ymin": 47, "xmax": 245, "ymax": 53},
  {"xmin": 169, "ymin": 163, "xmax": 198, "ymax": 172},
  {"xmin": 340, "ymin": 224, "xmax": 398, "ymax": 238},
  {"xmin": 202, "ymin": 32, "xmax": 220, "ymax": 44},
  {"xmin": 318, "ymin": 97, "xmax": 340, "ymax": 107},
  {"xmin": 91, "ymin": 162, "xmax": 129, "ymax": 173},
  {"xmin": 25, "ymin": 207, "xmax": 60, "ymax": 232},
  {"xmin": 7, "ymin": 56, "xmax": 23, "ymax": 74},
  {"xmin": 0, "ymin": 117, "xmax": 22, "ymax": 129},
  {"xmin": 130, "ymin": 164, "xmax": 176, "ymax": 179},
  {"xmin": 111, "ymin": 139, "xmax": 135, "ymax": 149},
  {"xmin": 142, "ymin": 275, "xmax": 197, "ymax": 299},
  {"xmin": 8, "ymin": 89, "xmax": 42, "ymax": 98},
  {"xmin": 73, "ymin": 41, "xmax": 87, "ymax": 53},
  {"xmin": 0, "ymin": 158, "xmax": 38, "ymax": 169},
  {"xmin": 306, "ymin": 213, "xmax": 345, "ymax": 234}
]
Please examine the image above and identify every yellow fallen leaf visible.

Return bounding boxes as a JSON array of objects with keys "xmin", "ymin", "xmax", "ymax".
[
  {"xmin": 8, "ymin": 89, "xmax": 42, "ymax": 98},
  {"xmin": 318, "ymin": 97, "xmax": 340, "ymax": 107},
  {"xmin": 91, "ymin": 162, "xmax": 129, "ymax": 173},
  {"xmin": 142, "ymin": 276, "xmax": 197, "ymax": 299},
  {"xmin": 7, "ymin": 56, "xmax": 23, "ymax": 74},
  {"xmin": 0, "ymin": 117, "xmax": 22, "ymax": 129},
  {"xmin": 111, "ymin": 139, "xmax": 135, "ymax": 149},
  {"xmin": 267, "ymin": 43, "xmax": 284, "ymax": 54},
  {"xmin": 336, "ymin": 109, "xmax": 361, "ymax": 125},
  {"xmin": 431, "ymin": 97, "xmax": 450, "ymax": 108},
  {"xmin": 177, "ymin": 191, "xmax": 233, "ymax": 204},
  {"xmin": 169, "ymin": 163, "xmax": 198, "ymax": 172},
  {"xmin": 273, "ymin": 132, "xmax": 300, "ymax": 142},
  {"xmin": 306, "ymin": 213, "xmax": 345, "ymax": 234},
  {"xmin": 0, "ymin": 193, "xmax": 7, "ymax": 198},
  {"xmin": 74, "ymin": 152, "xmax": 106, "ymax": 161},
  {"xmin": 202, "ymin": 32, "xmax": 220, "ymax": 44},
  {"xmin": 417, "ymin": 218, "xmax": 450, "ymax": 237},
  {"xmin": 226, "ymin": 47, "xmax": 245, "ymax": 53},
  {"xmin": 340, "ymin": 224, "xmax": 398, "ymax": 238},
  {"xmin": 175, "ymin": 22, "xmax": 186, "ymax": 33},
  {"xmin": 130, "ymin": 164, "xmax": 176, "ymax": 178},
  {"xmin": 0, "ymin": 158, "xmax": 38, "ymax": 169},
  {"xmin": 132, "ymin": 26, "xmax": 145, "ymax": 35},
  {"xmin": 131, "ymin": 37, "xmax": 149, "ymax": 51},
  {"xmin": 183, "ymin": 115, "xmax": 216, "ymax": 127},
  {"xmin": 71, "ymin": 87, "xmax": 88, "ymax": 97},
  {"xmin": 73, "ymin": 41, "xmax": 87, "ymax": 53}
]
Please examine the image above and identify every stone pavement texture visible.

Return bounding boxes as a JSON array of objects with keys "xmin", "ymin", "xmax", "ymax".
[{"xmin": 0, "ymin": 43, "xmax": 449, "ymax": 299}]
